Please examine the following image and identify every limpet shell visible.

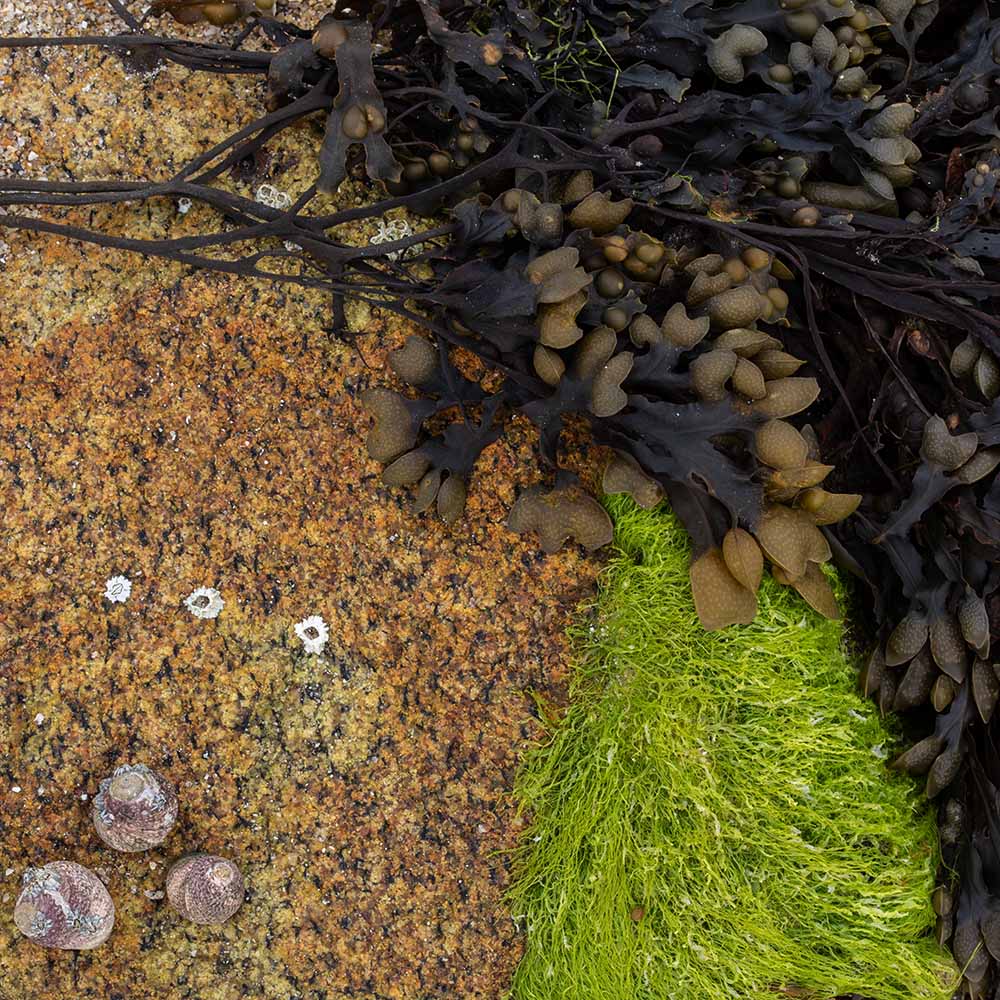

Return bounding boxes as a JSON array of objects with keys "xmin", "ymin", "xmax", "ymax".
[
  {"xmin": 166, "ymin": 854, "xmax": 245, "ymax": 926},
  {"xmin": 93, "ymin": 763, "xmax": 178, "ymax": 852},
  {"xmin": 14, "ymin": 861, "xmax": 114, "ymax": 950}
]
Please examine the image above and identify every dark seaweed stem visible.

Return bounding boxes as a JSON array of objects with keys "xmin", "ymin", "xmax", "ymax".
[
  {"xmin": 0, "ymin": 129, "xmax": 607, "ymax": 289},
  {"xmin": 187, "ymin": 83, "xmax": 334, "ymax": 184},
  {"xmin": 642, "ymin": 203, "xmax": 1000, "ymax": 353},
  {"xmin": 0, "ymin": 33, "xmax": 273, "ymax": 75},
  {"xmin": 0, "ymin": 188, "xmax": 535, "ymax": 390},
  {"xmin": 0, "ymin": 207, "xmax": 452, "ymax": 282}
]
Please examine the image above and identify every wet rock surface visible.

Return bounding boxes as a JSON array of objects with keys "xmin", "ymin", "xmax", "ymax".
[{"xmin": 0, "ymin": 5, "xmax": 598, "ymax": 996}]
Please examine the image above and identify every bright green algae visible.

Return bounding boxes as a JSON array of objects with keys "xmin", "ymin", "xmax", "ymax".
[{"xmin": 510, "ymin": 498, "xmax": 954, "ymax": 1000}]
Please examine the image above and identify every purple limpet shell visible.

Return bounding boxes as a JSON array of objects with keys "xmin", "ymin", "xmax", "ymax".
[
  {"xmin": 166, "ymin": 854, "xmax": 244, "ymax": 925},
  {"xmin": 13, "ymin": 861, "xmax": 115, "ymax": 950},
  {"xmin": 92, "ymin": 763, "xmax": 178, "ymax": 852}
]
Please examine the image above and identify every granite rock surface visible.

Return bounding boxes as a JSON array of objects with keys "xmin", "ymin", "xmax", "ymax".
[{"xmin": 0, "ymin": 5, "xmax": 600, "ymax": 997}]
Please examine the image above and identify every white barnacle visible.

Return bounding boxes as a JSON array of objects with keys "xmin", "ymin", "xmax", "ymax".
[
  {"xmin": 255, "ymin": 183, "xmax": 293, "ymax": 211},
  {"xmin": 294, "ymin": 615, "xmax": 329, "ymax": 655},
  {"xmin": 69, "ymin": 911, "xmax": 101, "ymax": 934},
  {"xmin": 103, "ymin": 575, "xmax": 132, "ymax": 603},
  {"xmin": 369, "ymin": 217, "xmax": 414, "ymax": 261},
  {"xmin": 255, "ymin": 183, "xmax": 278, "ymax": 206},
  {"xmin": 21, "ymin": 867, "xmax": 60, "ymax": 899},
  {"xmin": 28, "ymin": 911, "xmax": 53, "ymax": 938},
  {"xmin": 184, "ymin": 587, "xmax": 224, "ymax": 620}
]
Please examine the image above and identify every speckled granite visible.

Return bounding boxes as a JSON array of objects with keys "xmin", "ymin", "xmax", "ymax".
[{"xmin": 0, "ymin": 10, "xmax": 600, "ymax": 998}]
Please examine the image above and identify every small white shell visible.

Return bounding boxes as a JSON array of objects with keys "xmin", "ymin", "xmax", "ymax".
[{"xmin": 103, "ymin": 575, "xmax": 132, "ymax": 603}]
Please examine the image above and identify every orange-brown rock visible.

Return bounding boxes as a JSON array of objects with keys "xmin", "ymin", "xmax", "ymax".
[{"xmin": 0, "ymin": 15, "xmax": 600, "ymax": 998}]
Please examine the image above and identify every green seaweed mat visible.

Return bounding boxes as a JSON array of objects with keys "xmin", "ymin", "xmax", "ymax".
[{"xmin": 510, "ymin": 497, "xmax": 955, "ymax": 1000}]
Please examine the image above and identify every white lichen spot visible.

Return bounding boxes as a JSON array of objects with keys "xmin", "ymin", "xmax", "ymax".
[
  {"xmin": 184, "ymin": 587, "xmax": 224, "ymax": 620},
  {"xmin": 177, "ymin": 197, "xmax": 192, "ymax": 215},
  {"xmin": 294, "ymin": 615, "xmax": 329, "ymax": 655},
  {"xmin": 103, "ymin": 575, "xmax": 132, "ymax": 603}
]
